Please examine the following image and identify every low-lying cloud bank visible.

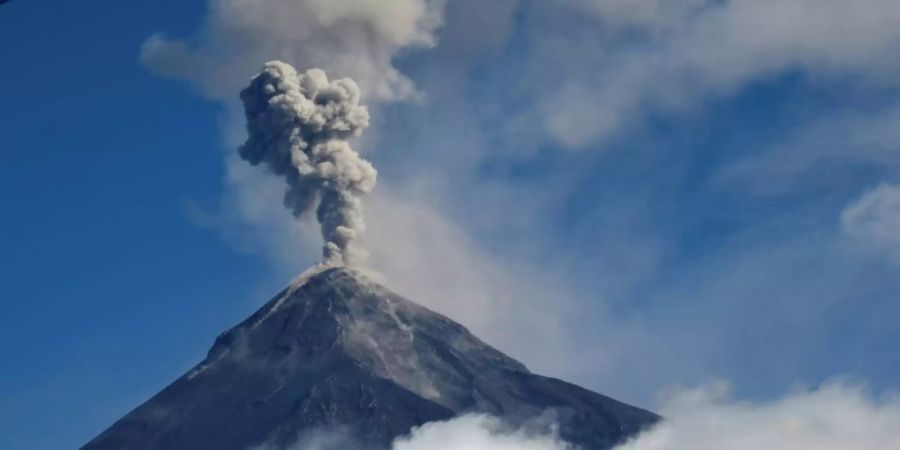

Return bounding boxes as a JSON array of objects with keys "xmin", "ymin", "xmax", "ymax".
[
  {"xmin": 393, "ymin": 414, "xmax": 569, "ymax": 450},
  {"xmin": 275, "ymin": 381, "xmax": 900, "ymax": 450},
  {"xmin": 263, "ymin": 414, "xmax": 571, "ymax": 450},
  {"xmin": 618, "ymin": 381, "xmax": 900, "ymax": 450}
]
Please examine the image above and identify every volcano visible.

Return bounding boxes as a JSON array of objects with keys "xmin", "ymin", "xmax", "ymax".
[{"xmin": 82, "ymin": 267, "xmax": 657, "ymax": 449}]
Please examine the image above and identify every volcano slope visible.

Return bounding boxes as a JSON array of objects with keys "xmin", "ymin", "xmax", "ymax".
[{"xmin": 83, "ymin": 267, "xmax": 658, "ymax": 450}]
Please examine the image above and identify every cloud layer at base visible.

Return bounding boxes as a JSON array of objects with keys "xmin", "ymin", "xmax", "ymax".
[
  {"xmin": 266, "ymin": 381, "xmax": 900, "ymax": 450},
  {"xmin": 262, "ymin": 414, "xmax": 571, "ymax": 450},
  {"xmin": 393, "ymin": 415, "xmax": 569, "ymax": 450},
  {"xmin": 617, "ymin": 381, "xmax": 900, "ymax": 450}
]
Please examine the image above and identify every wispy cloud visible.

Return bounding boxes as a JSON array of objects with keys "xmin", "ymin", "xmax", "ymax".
[
  {"xmin": 842, "ymin": 183, "xmax": 900, "ymax": 264},
  {"xmin": 520, "ymin": 0, "xmax": 900, "ymax": 148}
]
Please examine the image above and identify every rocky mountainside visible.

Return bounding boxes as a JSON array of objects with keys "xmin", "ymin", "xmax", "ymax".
[{"xmin": 83, "ymin": 267, "xmax": 658, "ymax": 449}]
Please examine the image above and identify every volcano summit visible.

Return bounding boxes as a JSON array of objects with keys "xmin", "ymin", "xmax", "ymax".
[{"xmin": 82, "ymin": 268, "xmax": 657, "ymax": 449}]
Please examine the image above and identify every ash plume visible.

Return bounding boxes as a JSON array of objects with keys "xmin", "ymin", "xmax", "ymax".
[{"xmin": 238, "ymin": 61, "xmax": 377, "ymax": 267}]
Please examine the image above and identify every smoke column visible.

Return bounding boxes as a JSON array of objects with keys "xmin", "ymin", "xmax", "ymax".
[{"xmin": 238, "ymin": 61, "xmax": 377, "ymax": 267}]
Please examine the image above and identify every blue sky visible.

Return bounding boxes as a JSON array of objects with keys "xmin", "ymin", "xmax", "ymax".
[
  {"xmin": 0, "ymin": 2, "xmax": 273, "ymax": 448},
  {"xmin": 3, "ymin": 1, "xmax": 900, "ymax": 449}
]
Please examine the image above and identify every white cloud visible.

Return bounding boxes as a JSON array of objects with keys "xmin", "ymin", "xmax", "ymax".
[
  {"xmin": 141, "ymin": 0, "xmax": 444, "ymax": 101},
  {"xmin": 615, "ymin": 382, "xmax": 900, "ymax": 450},
  {"xmin": 259, "ymin": 414, "xmax": 570, "ymax": 450},
  {"xmin": 393, "ymin": 414, "xmax": 569, "ymax": 450},
  {"xmin": 536, "ymin": 0, "xmax": 900, "ymax": 148},
  {"xmin": 842, "ymin": 183, "xmax": 900, "ymax": 263},
  {"xmin": 406, "ymin": 385, "xmax": 900, "ymax": 450}
]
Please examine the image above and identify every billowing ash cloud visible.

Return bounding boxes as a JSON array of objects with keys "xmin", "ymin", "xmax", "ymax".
[{"xmin": 239, "ymin": 61, "xmax": 377, "ymax": 267}]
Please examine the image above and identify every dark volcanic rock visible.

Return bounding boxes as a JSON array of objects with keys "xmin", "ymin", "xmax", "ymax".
[{"xmin": 83, "ymin": 268, "xmax": 657, "ymax": 450}]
